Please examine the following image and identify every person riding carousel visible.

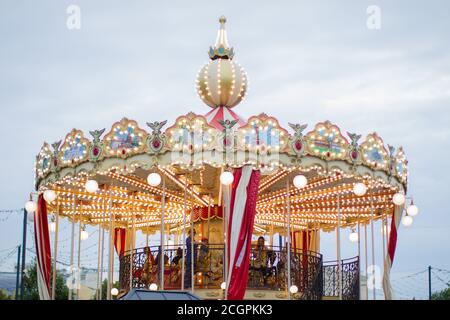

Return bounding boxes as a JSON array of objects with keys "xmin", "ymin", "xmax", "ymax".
[{"xmin": 249, "ymin": 236, "xmax": 275, "ymax": 287}]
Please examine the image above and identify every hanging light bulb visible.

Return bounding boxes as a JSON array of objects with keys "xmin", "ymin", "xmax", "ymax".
[
  {"xmin": 289, "ymin": 285, "xmax": 298, "ymax": 294},
  {"xmin": 353, "ymin": 183, "xmax": 367, "ymax": 196},
  {"xmin": 25, "ymin": 201, "xmax": 37, "ymax": 214},
  {"xmin": 349, "ymin": 229, "xmax": 358, "ymax": 242},
  {"xmin": 111, "ymin": 288, "xmax": 119, "ymax": 296},
  {"xmin": 147, "ymin": 172, "xmax": 162, "ymax": 187},
  {"xmin": 80, "ymin": 226, "xmax": 89, "ymax": 241},
  {"xmin": 85, "ymin": 180, "xmax": 99, "ymax": 193},
  {"xmin": 149, "ymin": 283, "xmax": 158, "ymax": 291},
  {"xmin": 220, "ymin": 282, "xmax": 226, "ymax": 290},
  {"xmin": 406, "ymin": 203, "xmax": 419, "ymax": 217},
  {"xmin": 43, "ymin": 190, "xmax": 57, "ymax": 203},
  {"xmin": 49, "ymin": 216, "xmax": 56, "ymax": 233},
  {"xmin": 393, "ymin": 192, "xmax": 406, "ymax": 206},
  {"xmin": 220, "ymin": 171, "xmax": 234, "ymax": 186},
  {"xmin": 293, "ymin": 175, "xmax": 307, "ymax": 189},
  {"xmin": 401, "ymin": 215, "xmax": 413, "ymax": 227}
]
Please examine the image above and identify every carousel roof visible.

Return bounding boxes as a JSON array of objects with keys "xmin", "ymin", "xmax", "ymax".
[{"xmin": 32, "ymin": 17, "xmax": 409, "ymax": 234}]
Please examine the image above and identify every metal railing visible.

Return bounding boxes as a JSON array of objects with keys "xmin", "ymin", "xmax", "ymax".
[
  {"xmin": 119, "ymin": 244, "xmax": 324, "ymax": 299},
  {"xmin": 323, "ymin": 256, "xmax": 359, "ymax": 300}
]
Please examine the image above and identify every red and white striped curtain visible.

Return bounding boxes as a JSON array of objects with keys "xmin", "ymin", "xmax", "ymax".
[
  {"xmin": 33, "ymin": 194, "xmax": 52, "ymax": 300},
  {"xmin": 382, "ymin": 204, "xmax": 404, "ymax": 299},
  {"xmin": 225, "ymin": 165, "xmax": 260, "ymax": 300},
  {"xmin": 114, "ymin": 228, "xmax": 127, "ymax": 257}
]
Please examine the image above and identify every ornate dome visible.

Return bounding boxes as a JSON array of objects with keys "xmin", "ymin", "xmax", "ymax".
[{"xmin": 196, "ymin": 16, "xmax": 248, "ymax": 109}]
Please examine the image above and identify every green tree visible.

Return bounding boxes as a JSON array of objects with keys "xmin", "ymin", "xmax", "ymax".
[
  {"xmin": 431, "ymin": 285, "xmax": 450, "ymax": 300},
  {"xmin": 22, "ymin": 259, "xmax": 69, "ymax": 300},
  {"xmin": 0, "ymin": 289, "xmax": 12, "ymax": 300}
]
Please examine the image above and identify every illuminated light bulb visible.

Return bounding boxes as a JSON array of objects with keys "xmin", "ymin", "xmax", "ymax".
[
  {"xmin": 393, "ymin": 193, "xmax": 406, "ymax": 206},
  {"xmin": 349, "ymin": 230, "xmax": 358, "ymax": 242},
  {"xmin": 25, "ymin": 201, "xmax": 37, "ymax": 214},
  {"xmin": 85, "ymin": 180, "xmax": 99, "ymax": 193},
  {"xmin": 401, "ymin": 215, "xmax": 413, "ymax": 227},
  {"xmin": 149, "ymin": 283, "xmax": 158, "ymax": 291},
  {"xmin": 220, "ymin": 171, "xmax": 234, "ymax": 185},
  {"xmin": 293, "ymin": 175, "xmax": 307, "ymax": 189},
  {"xmin": 43, "ymin": 190, "xmax": 57, "ymax": 203},
  {"xmin": 49, "ymin": 221, "xmax": 56, "ymax": 233},
  {"xmin": 111, "ymin": 288, "xmax": 119, "ymax": 296},
  {"xmin": 406, "ymin": 204, "xmax": 419, "ymax": 217},
  {"xmin": 353, "ymin": 183, "xmax": 367, "ymax": 196},
  {"xmin": 220, "ymin": 282, "xmax": 226, "ymax": 290},
  {"xmin": 80, "ymin": 230, "xmax": 89, "ymax": 241},
  {"xmin": 289, "ymin": 285, "xmax": 298, "ymax": 294},
  {"xmin": 147, "ymin": 172, "xmax": 162, "ymax": 187}
]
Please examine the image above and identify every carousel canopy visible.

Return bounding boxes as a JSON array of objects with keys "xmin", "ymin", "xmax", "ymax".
[{"xmin": 33, "ymin": 17, "xmax": 408, "ymax": 235}]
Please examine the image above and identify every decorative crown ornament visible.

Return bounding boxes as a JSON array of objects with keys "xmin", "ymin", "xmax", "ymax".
[{"xmin": 196, "ymin": 16, "xmax": 248, "ymax": 109}]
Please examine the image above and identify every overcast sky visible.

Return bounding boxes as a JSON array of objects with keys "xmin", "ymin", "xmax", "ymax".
[{"xmin": 1, "ymin": 0, "xmax": 449, "ymax": 298}]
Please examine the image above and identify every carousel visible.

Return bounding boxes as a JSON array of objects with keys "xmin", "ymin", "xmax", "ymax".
[{"xmin": 27, "ymin": 16, "xmax": 418, "ymax": 300}]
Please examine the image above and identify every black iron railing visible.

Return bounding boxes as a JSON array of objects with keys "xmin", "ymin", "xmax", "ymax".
[
  {"xmin": 119, "ymin": 244, "xmax": 324, "ymax": 299},
  {"xmin": 323, "ymin": 256, "xmax": 359, "ymax": 300}
]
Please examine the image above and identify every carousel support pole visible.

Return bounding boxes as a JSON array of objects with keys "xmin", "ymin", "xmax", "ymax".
[
  {"xmin": 76, "ymin": 219, "xmax": 82, "ymax": 299},
  {"xmin": 99, "ymin": 198, "xmax": 106, "ymax": 300},
  {"xmin": 181, "ymin": 186, "xmax": 187, "ymax": 291},
  {"xmin": 190, "ymin": 182, "xmax": 194, "ymax": 294},
  {"xmin": 370, "ymin": 216, "xmax": 376, "ymax": 300},
  {"xmin": 96, "ymin": 214, "xmax": 102, "ymax": 300},
  {"xmin": 223, "ymin": 186, "xmax": 229, "ymax": 299},
  {"xmin": 357, "ymin": 219, "xmax": 361, "ymax": 300},
  {"xmin": 160, "ymin": 177, "xmax": 166, "ymax": 290},
  {"xmin": 364, "ymin": 223, "xmax": 369, "ymax": 299},
  {"xmin": 207, "ymin": 194, "xmax": 211, "ymax": 240},
  {"xmin": 130, "ymin": 203, "xmax": 136, "ymax": 290},
  {"xmin": 69, "ymin": 195, "xmax": 76, "ymax": 300},
  {"xmin": 286, "ymin": 180, "xmax": 292, "ymax": 300},
  {"xmin": 107, "ymin": 189, "xmax": 113, "ymax": 300},
  {"xmin": 336, "ymin": 193, "xmax": 342, "ymax": 300},
  {"xmin": 51, "ymin": 205, "xmax": 60, "ymax": 300}
]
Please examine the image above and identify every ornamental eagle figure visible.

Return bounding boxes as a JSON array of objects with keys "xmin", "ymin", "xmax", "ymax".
[
  {"xmin": 89, "ymin": 128, "xmax": 106, "ymax": 143},
  {"xmin": 218, "ymin": 119, "xmax": 238, "ymax": 130},
  {"xmin": 288, "ymin": 123, "xmax": 307, "ymax": 136},
  {"xmin": 347, "ymin": 132, "xmax": 361, "ymax": 145},
  {"xmin": 146, "ymin": 120, "xmax": 167, "ymax": 134}
]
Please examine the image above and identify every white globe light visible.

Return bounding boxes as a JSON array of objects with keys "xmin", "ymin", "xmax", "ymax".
[
  {"xmin": 401, "ymin": 215, "xmax": 413, "ymax": 227},
  {"xmin": 80, "ymin": 230, "xmax": 89, "ymax": 241},
  {"xmin": 149, "ymin": 283, "xmax": 158, "ymax": 291},
  {"xmin": 49, "ymin": 221, "xmax": 56, "ymax": 233},
  {"xmin": 293, "ymin": 175, "xmax": 308, "ymax": 189},
  {"xmin": 25, "ymin": 201, "xmax": 37, "ymax": 214},
  {"xmin": 220, "ymin": 171, "xmax": 234, "ymax": 186},
  {"xmin": 85, "ymin": 180, "xmax": 99, "ymax": 193},
  {"xmin": 349, "ymin": 231, "xmax": 359, "ymax": 242},
  {"xmin": 220, "ymin": 282, "xmax": 226, "ymax": 290},
  {"xmin": 289, "ymin": 285, "xmax": 298, "ymax": 294},
  {"xmin": 393, "ymin": 193, "xmax": 406, "ymax": 206},
  {"xmin": 353, "ymin": 183, "xmax": 367, "ymax": 196},
  {"xmin": 147, "ymin": 173, "xmax": 162, "ymax": 187},
  {"xmin": 407, "ymin": 204, "xmax": 419, "ymax": 217},
  {"xmin": 111, "ymin": 288, "xmax": 119, "ymax": 296},
  {"xmin": 43, "ymin": 190, "xmax": 57, "ymax": 203}
]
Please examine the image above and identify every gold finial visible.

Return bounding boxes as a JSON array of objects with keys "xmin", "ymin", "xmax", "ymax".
[{"xmin": 219, "ymin": 15, "xmax": 227, "ymax": 25}]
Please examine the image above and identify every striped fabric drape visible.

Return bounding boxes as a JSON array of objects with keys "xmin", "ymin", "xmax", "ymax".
[
  {"xmin": 226, "ymin": 165, "xmax": 260, "ymax": 300},
  {"xmin": 33, "ymin": 194, "xmax": 51, "ymax": 300},
  {"xmin": 382, "ymin": 204, "xmax": 404, "ymax": 300},
  {"xmin": 114, "ymin": 228, "xmax": 127, "ymax": 256}
]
